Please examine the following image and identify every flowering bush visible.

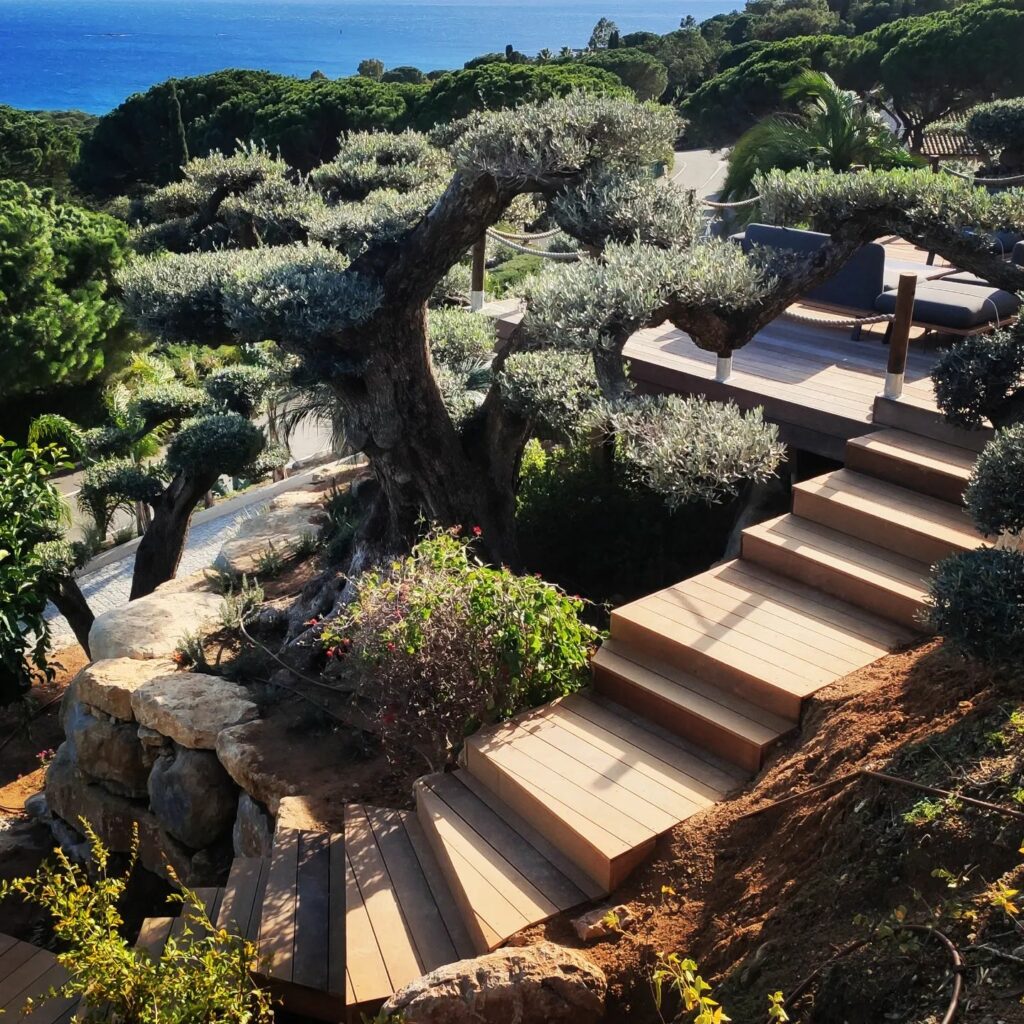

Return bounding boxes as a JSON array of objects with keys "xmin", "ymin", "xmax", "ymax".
[{"xmin": 319, "ymin": 529, "xmax": 603, "ymax": 771}]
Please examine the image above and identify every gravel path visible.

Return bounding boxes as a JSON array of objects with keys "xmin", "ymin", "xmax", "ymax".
[{"xmin": 45, "ymin": 501, "xmax": 270, "ymax": 650}]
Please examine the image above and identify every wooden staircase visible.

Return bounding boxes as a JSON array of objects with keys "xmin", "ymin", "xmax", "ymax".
[{"xmin": 119, "ymin": 421, "xmax": 986, "ymax": 1020}]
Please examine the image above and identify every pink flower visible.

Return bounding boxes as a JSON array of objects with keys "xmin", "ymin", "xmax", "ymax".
[{"xmin": 472, "ymin": 525, "xmax": 482, "ymax": 537}]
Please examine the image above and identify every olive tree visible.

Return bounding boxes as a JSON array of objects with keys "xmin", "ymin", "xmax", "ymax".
[{"xmin": 118, "ymin": 95, "xmax": 1024, "ymax": 577}]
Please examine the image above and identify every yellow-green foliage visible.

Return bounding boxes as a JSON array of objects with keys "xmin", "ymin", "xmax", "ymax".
[{"xmin": 0, "ymin": 823, "xmax": 273, "ymax": 1024}]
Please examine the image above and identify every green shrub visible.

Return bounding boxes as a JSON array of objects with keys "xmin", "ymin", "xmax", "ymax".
[
  {"xmin": 965, "ymin": 425, "xmax": 1024, "ymax": 536},
  {"xmin": 516, "ymin": 439, "xmax": 745, "ymax": 602},
  {"xmin": 928, "ymin": 547, "xmax": 1024, "ymax": 663},
  {"xmin": 319, "ymin": 529, "xmax": 602, "ymax": 770},
  {"xmin": 497, "ymin": 351, "xmax": 602, "ymax": 442},
  {"xmin": 965, "ymin": 97, "xmax": 1024, "ymax": 165},
  {"xmin": 486, "ymin": 252, "xmax": 543, "ymax": 296},
  {"xmin": 0, "ymin": 823, "xmax": 273, "ymax": 1023},
  {"xmin": 427, "ymin": 307, "xmax": 496, "ymax": 368}
]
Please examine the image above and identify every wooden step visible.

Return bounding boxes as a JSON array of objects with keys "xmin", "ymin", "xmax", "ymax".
[
  {"xmin": 259, "ymin": 827, "xmax": 345, "ymax": 1021},
  {"xmin": 345, "ymin": 804, "xmax": 473, "ymax": 1010},
  {"xmin": 592, "ymin": 638, "xmax": 794, "ymax": 772},
  {"xmin": 217, "ymin": 857, "xmax": 269, "ymax": 944},
  {"xmin": 0, "ymin": 933, "xmax": 78, "ymax": 1024},
  {"xmin": 741, "ymin": 513, "xmax": 932, "ymax": 630},
  {"xmin": 462, "ymin": 693, "xmax": 734, "ymax": 891},
  {"xmin": 414, "ymin": 771, "xmax": 600, "ymax": 953},
  {"xmin": 793, "ymin": 469, "xmax": 983, "ymax": 565},
  {"xmin": 845, "ymin": 428, "xmax": 976, "ymax": 503},
  {"xmin": 872, "ymin": 394, "xmax": 992, "ymax": 452},
  {"xmin": 609, "ymin": 559, "xmax": 911, "ymax": 719}
]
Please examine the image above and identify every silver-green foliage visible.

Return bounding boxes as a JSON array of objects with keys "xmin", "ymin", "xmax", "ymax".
[
  {"xmin": 428, "ymin": 307, "xmax": 496, "ymax": 368},
  {"xmin": 165, "ymin": 414, "xmax": 264, "ymax": 479},
  {"xmin": 497, "ymin": 350, "xmax": 602, "ymax": 441},
  {"xmin": 594, "ymin": 395, "xmax": 785, "ymax": 507},
  {"xmin": 965, "ymin": 425, "xmax": 1024, "ymax": 536}
]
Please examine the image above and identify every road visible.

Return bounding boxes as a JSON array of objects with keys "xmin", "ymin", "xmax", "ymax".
[{"xmin": 670, "ymin": 148, "xmax": 729, "ymax": 198}]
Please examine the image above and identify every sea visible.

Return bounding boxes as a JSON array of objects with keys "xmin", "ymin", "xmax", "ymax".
[{"xmin": 0, "ymin": 0, "xmax": 735, "ymax": 114}]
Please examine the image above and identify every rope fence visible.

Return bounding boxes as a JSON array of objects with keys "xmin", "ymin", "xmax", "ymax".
[
  {"xmin": 488, "ymin": 227, "xmax": 562, "ymax": 242},
  {"xmin": 782, "ymin": 308, "xmax": 894, "ymax": 328},
  {"xmin": 485, "ymin": 229, "xmax": 583, "ymax": 261},
  {"xmin": 942, "ymin": 167, "xmax": 1024, "ymax": 187},
  {"xmin": 702, "ymin": 195, "xmax": 761, "ymax": 209}
]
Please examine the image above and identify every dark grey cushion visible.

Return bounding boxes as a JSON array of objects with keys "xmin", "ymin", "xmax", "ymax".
[
  {"xmin": 741, "ymin": 223, "xmax": 886, "ymax": 311},
  {"xmin": 1014, "ymin": 240, "xmax": 1024, "ymax": 266},
  {"xmin": 874, "ymin": 278, "xmax": 1019, "ymax": 329}
]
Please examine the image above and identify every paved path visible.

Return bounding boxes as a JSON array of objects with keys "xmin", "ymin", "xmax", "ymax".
[
  {"xmin": 44, "ymin": 500, "xmax": 270, "ymax": 651},
  {"xmin": 670, "ymin": 148, "xmax": 729, "ymax": 198}
]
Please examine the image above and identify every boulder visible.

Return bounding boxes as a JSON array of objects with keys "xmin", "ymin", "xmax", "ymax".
[
  {"xmin": 382, "ymin": 942, "xmax": 607, "ymax": 1024},
  {"xmin": 153, "ymin": 568, "xmax": 220, "ymax": 596},
  {"xmin": 213, "ymin": 492, "xmax": 324, "ymax": 575},
  {"xmin": 71, "ymin": 658, "xmax": 178, "ymax": 722},
  {"xmin": 131, "ymin": 673, "xmax": 259, "ymax": 750},
  {"xmin": 63, "ymin": 699, "xmax": 149, "ymax": 799},
  {"xmin": 233, "ymin": 792, "xmax": 274, "ymax": 857},
  {"xmin": 45, "ymin": 743, "xmax": 193, "ymax": 880},
  {"xmin": 89, "ymin": 592, "xmax": 224, "ymax": 661},
  {"xmin": 148, "ymin": 745, "xmax": 239, "ymax": 849}
]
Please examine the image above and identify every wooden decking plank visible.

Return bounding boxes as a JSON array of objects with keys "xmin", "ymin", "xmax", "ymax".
[
  {"xmin": 0, "ymin": 950, "xmax": 55, "ymax": 1010},
  {"xmin": 849, "ymin": 429, "xmax": 976, "ymax": 475},
  {"xmin": 259, "ymin": 827, "xmax": 299, "ymax": 982},
  {"xmin": 466, "ymin": 734, "xmax": 645, "ymax": 855},
  {"xmin": 292, "ymin": 831, "xmax": 331, "ymax": 993},
  {"xmin": 170, "ymin": 887, "xmax": 218, "ymax": 943},
  {"xmin": 646, "ymin": 589, "xmax": 869, "ymax": 674},
  {"xmin": 423, "ymin": 774, "xmax": 586, "ymax": 912},
  {"xmin": 561, "ymin": 692, "xmax": 746, "ymax": 790},
  {"xmin": 135, "ymin": 918, "xmax": 174, "ymax": 959},
  {"xmin": 344, "ymin": 806, "xmax": 421, "ymax": 991},
  {"xmin": 0, "ymin": 942, "xmax": 43, "ymax": 982},
  {"xmin": 327, "ymin": 834, "xmax": 346, "ymax": 999},
  {"xmin": 453, "ymin": 770, "xmax": 606, "ymax": 903},
  {"xmin": 217, "ymin": 858, "xmax": 263, "ymax": 938},
  {"xmin": 16, "ymin": 964, "xmax": 75, "ymax": 1024},
  {"xmin": 344, "ymin": 846, "xmax": 392, "ymax": 1006},
  {"xmin": 613, "ymin": 600, "xmax": 830, "ymax": 697},
  {"xmin": 672, "ymin": 569, "xmax": 896, "ymax": 656},
  {"xmin": 364, "ymin": 807, "xmax": 459, "ymax": 971},
  {"xmin": 554, "ymin": 683, "xmax": 775, "ymax": 780},
  {"xmin": 0, "ymin": 935, "xmax": 17, "ymax": 959},
  {"xmin": 707, "ymin": 561, "xmax": 912, "ymax": 648},
  {"xmin": 510, "ymin": 712, "xmax": 712, "ymax": 821},
  {"xmin": 748, "ymin": 515, "xmax": 931, "ymax": 594},
  {"xmin": 415, "ymin": 783, "xmax": 533, "ymax": 947},
  {"xmin": 401, "ymin": 814, "xmax": 478, "ymax": 959}
]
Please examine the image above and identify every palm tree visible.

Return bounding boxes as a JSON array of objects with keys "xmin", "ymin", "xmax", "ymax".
[{"xmin": 719, "ymin": 70, "xmax": 916, "ymax": 201}]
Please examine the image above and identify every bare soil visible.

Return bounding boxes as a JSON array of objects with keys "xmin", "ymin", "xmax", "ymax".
[{"xmin": 519, "ymin": 639, "xmax": 1024, "ymax": 1024}]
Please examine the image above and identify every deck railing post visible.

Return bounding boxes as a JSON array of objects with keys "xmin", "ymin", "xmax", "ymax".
[
  {"xmin": 470, "ymin": 235, "xmax": 486, "ymax": 312},
  {"xmin": 715, "ymin": 353, "xmax": 733, "ymax": 383},
  {"xmin": 883, "ymin": 273, "xmax": 917, "ymax": 400}
]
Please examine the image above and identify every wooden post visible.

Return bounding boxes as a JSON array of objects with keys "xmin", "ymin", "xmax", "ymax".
[
  {"xmin": 884, "ymin": 273, "xmax": 917, "ymax": 400},
  {"xmin": 470, "ymin": 235, "xmax": 486, "ymax": 311}
]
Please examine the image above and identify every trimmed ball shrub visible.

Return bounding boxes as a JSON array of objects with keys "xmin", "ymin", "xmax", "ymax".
[
  {"xmin": 928, "ymin": 547, "xmax": 1024, "ymax": 663},
  {"xmin": 964, "ymin": 424, "xmax": 1024, "ymax": 536}
]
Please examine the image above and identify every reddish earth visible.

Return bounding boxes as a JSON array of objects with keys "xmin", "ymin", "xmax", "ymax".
[{"xmin": 521, "ymin": 639, "xmax": 1024, "ymax": 1024}]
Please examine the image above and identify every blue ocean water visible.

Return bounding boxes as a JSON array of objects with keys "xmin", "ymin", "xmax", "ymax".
[{"xmin": 0, "ymin": 0, "xmax": 735, "ymax": 114}]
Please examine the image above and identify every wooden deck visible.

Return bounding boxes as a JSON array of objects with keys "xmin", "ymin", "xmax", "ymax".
[
  {"xmin": 624, "ymin": 319, "xmax": 943, "ymax": 460},
  {"xmin": 0, "ymin": 935, "xmax": 77, "ymax": 1024}
]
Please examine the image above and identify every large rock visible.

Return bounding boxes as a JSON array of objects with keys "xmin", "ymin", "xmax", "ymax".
[
  {"xmin": 45, "ymin": 743, "xmax": 193, "ymax": 880},
  {"xmin": 131, "ymin": 674, "xmax": 259, "ymax": 750},
  {"xmin": 89, "ymin": 592, "xmax": 224, "ymax": 661},
  {"xmin": 71, "ymin": 658, "xmax": 178, "ymax": 722},
  {"xmin": 63, "ymin": 699, "xmax": 149, "ymax": 799},
  {"xmin": 148, "ymin": 745, "xmax": 239, "ymax": 849},
  {"xmin": 215, "ymin": 708, "xmax": 355, "ymax": 816},
  {"xmin": 382, "ymin": 943, "xmax": 607, "ymax": 1024},
  {"xmin": 232, "ymin": 792, "xmax": 274, "ymax": 857},
  {"xmin": 213, "ymin": 491, "xmax": 324, "ymax": 575}
]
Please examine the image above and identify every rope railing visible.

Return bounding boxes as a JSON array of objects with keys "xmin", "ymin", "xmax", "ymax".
[
  {"xmin": 702, "ymin": 195, "xmax": 761, "ymax": 209},
  {"xmin": 485, "ymin": 228, "xmax": 583, "ymax": 261},
  {"xmin": 782, "ymin": 308, "xmax": 894, "ymax": 328},
  {"xmin": 941, "ymin": 166, "xmax": 1024, "ymax": 186},
  {"xmin": 488, "ymin": 226, "xmax": 562, "ymax": 242}
]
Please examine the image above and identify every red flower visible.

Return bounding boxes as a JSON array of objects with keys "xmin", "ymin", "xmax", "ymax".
[
  {"xmin": 304, "ymin": 617, "xmax": 319, "ymax": 627},
  {"xmin": 472, "ymin": 525, "xmax": 482, "ymax": 536},
  {"xmin": 386, "ymin": 642, "xmax": 396, "ymax": 652},
  {"xmin": 326, "ymin": 647, "xmax": 337, "ymax": 658}
]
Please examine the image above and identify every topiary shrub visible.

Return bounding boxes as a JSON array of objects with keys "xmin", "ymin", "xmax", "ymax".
[
  {"xmin": 928, "ymin": 547, "xmax": 1024, "ymax": 663},
  {"xmin": 165, "ymin": 413, "xmax": 265, "ymax": 479},
  {"xmin": 319, "ymin": 528, "xmax": 603, "ymax": 772},
  {"xmin": 964, "ymin": 424, "xmax": 1024, "ymax": 537},
  {"xmin": 965, "ymin": 97, "xmax": 1024, "ymax": 168},
  {"xmin": 203, "ymin": 364, "xmax": 271, "ymax": 417},
  {"xmin": 427, "ymin": 307, "xmax": 496, "ymax": 368}
]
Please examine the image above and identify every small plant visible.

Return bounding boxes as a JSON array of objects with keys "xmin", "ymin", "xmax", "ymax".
[
  {"xmin": 36, "ymin": 747, "xmax": 56, "ymax": 770},
  {"xmin": 293, "ymin": 530, "xmax": 319, "ymax": 559},
  {"xmin": 254, "ymin": 542, "xmax": 286, "ymax": 577},
  {"xmin": 173, "ymin": 629, "xmax": 208, "ymax": 670},
  {"xmin": 220, "ymin": 575, "xmax": 265, "ymax": 630},
  {"xmin": 0, "ymin": 822, "xmax": 273, "ymax": 1023},
  {"xmin": 651, "ymin": 954, "xmax": 728, "ymax": 1024},
  {"xmin": 903, "ymin": 796, "xmax": 961, "ymax": 826}
]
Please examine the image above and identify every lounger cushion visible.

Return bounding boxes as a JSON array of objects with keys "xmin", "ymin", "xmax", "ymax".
[
  {"xmin": 874, "ymin": 279, "xmax": 1019, "ymax": 329},
  {"xmin": 741, "ymin": 224, "xmax": 886, "ymax": 311},
  {"xmin": 1014, "ymin": 240, "xmax": 1024, "ymax": 267}
]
